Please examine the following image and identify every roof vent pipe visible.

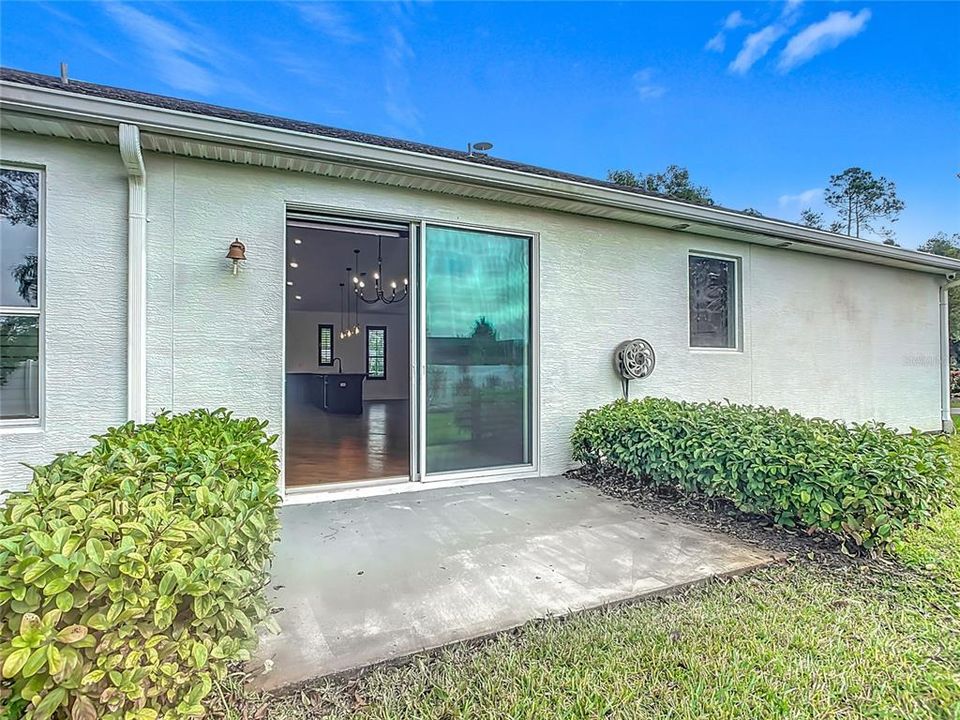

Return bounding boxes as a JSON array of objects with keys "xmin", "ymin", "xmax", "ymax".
[
  {"xmin": 59, "ymin": 62, "xmax": 68, "ymax": 84},
  {"xmin": 119, "ymin": 124, "xmax": 147, "ymax": 423}
]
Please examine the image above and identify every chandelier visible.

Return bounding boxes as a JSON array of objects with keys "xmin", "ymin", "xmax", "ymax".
[{"xmin": 352, "ymin": 236, "xmax": 408, "ymax": 305}]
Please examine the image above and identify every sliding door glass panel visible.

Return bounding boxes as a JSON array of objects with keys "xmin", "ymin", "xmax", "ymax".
[{"xmin": 424, "ymin": 226, "xmax": 531, "ymax": 474}]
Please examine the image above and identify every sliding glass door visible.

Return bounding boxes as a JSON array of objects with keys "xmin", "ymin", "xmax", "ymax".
[{"xmin": 422, "ymin": 225, "xmax": 533, "ymax": 475}]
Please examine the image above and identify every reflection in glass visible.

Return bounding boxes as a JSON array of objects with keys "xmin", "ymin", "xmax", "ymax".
[
  {"xmin": 689, "ymin": 255, "xmax": 736, "ymax": 348},
  {"xmin": 1, "ymin": 169, "xmax": 40, "ymax": 308},
  {"xmin": 425, "ymin": 226, "xmax": 531, "ymax": 473},
  {"xmin": 0, "ymin": 315, "xmax": 40, "ymax": 419}
]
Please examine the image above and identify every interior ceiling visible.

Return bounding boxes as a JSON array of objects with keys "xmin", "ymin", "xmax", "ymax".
[{"xmin": 285, "ymin": 224, "xmax": 410, "ymax": 315}]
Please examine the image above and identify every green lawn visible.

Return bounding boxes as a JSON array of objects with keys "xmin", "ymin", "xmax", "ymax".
[{"xmin": 218, "ymin": 454, "xmax": 960, "ymax": 720}]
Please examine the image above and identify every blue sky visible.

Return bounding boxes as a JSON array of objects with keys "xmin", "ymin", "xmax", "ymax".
[{"xmin": 2, "ymin": 1, "xmax": 958, "ymax": 247}]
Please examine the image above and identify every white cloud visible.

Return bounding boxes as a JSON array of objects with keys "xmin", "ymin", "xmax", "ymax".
[
  {"xmin": 781, "ymin": 0, "xmax": 804, "ymax": 21},
  {"xmin": 381, "ymin": 4, "xmax": 422, "ymax": 135},
  {"xmin": 705, "ymin": 9, "xmax": 749, "ymax": 52},
  {"xmin": 292, "ymin": 2, "xmax": 361, "ymax": 44},
  {"xmin": 724, "ymin": 10, "xmax": 748, "ymax": 30},
  {"xmin": 778, "ymin": 9, "xmax": 872, "ymax": 72},
  {"xmin": 39, "ymin": 3, "xmax": 118, "ymax": 63},
  {"xmin": 705, "ymin": 32, "xmax": 726, "ymax": 53},
  {"xmin": 103, "ymin": 3, "xmax": 226, "ymax": 95},
  {"xmin": 778, "ymin": 188, "xmax": 823, "ymax": 207},
  {"xmin": 633, "ymin": 68, "xmax": 666, "ymax": 100},
  {"xmin": 729, "ymin": 25, "xmax": 786, "ymax": 74}
]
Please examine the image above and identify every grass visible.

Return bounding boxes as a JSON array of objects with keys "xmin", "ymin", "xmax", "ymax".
[
  {"xmin": 425, "ymin": 410, "xmax": 469, "ymax": 444},
  {"xmin": 218, "ymin": 450, "xmax": 960, "ymax": 720}
]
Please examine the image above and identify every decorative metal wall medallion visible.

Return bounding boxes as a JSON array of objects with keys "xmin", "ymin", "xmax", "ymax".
[{"xmin": 613, "ymin": 338, "xmax": 656, "ymax": 399}]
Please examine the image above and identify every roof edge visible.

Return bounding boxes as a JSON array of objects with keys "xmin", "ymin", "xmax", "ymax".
[{"xmin": 2, "ymin": 69, "xmax": 958, "ymax": 275}]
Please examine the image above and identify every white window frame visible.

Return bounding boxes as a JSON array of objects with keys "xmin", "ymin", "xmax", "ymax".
[
  {"xmin": 0, "ymin": 164, "xmax": 45, "ymax": 430},
  {"xmin": 687, "ymin": 251, "xmax": 742, "ymax": 352}
]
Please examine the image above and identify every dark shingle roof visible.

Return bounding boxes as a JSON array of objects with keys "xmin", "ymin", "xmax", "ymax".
[
  {"xmin": 3, "ymin": 65, "xmax": 950, "ymax": 273},
  {"xmin": 0, "ymin": 66, "xmax": 688, "ymax": 205}
]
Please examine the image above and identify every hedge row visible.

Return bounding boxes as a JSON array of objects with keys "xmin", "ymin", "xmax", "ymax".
[
  {"xmin": 0, "ymin": 409, "xmax": 281, "ymax": 720},
  {"xmin": 571, "ymin": 398, "xmax": 950, "ymax": 548}
]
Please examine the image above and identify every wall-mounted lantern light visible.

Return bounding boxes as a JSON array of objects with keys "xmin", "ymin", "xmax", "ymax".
[{"xmin": 226, "ymin": 238, "xmax": 247, "ymax": 276}]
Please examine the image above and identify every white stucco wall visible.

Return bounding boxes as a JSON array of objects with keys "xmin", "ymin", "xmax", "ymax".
[
  {"xmin": 1, "ymin": 134, "xmax": 128, "ymax": 488},
  {"xmin": 0, "ymin": 132, "xmax": 943, "ymax": 491}
]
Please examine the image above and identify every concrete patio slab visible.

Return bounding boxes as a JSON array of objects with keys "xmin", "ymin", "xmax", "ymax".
[{"xmin": 251, "ymin": 476, "xmax": 774, "ymax": 691}]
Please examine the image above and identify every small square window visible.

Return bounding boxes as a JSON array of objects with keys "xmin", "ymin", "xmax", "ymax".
[{"xmin": 689, "ymin": 254, "xmax": 738, "ymax": 349}]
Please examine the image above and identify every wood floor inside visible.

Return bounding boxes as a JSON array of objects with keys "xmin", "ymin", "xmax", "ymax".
[{"xmin": 285, "ymin": 386, "xmax": 409, "ymax": 487}]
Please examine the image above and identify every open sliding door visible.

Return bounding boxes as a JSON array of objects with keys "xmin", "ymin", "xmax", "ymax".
[{"xmin": 418, "ymin": 224, "xmax": 535, "ymax": 481}]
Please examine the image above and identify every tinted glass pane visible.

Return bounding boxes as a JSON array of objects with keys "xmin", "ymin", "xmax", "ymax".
[
  {"xmin": 0, "ymin": 169, "xmax": 40, "ymax": 308},
  {"xmin": 0, "ymin": 315, "xmax": 39, "ymax": 419},
  {"xmin": 689, "ymin": 256, "xmax": 736, "ymax": 348},
  {"xmin": 425, "ymin": 226, "xmax": 531, "ymax": 474}
]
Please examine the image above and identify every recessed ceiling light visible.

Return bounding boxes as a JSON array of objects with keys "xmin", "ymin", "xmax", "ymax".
[
  {"xmin": 286, "ymin": 281, "xmax": 293, "ymax": 286},
  {"xmin": 289, "ymin": 261, "xmax": 299, "ymax": 268},
  {"xmin": 294, "ymin": 295, "xmax": 302, "ymax": 300},
  {"xmin": 294, "ymin": 238, "xmax": 302, "ymax": 244}
]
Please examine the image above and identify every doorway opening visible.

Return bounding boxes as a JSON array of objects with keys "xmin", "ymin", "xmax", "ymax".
[{"xmin": 284, "ymin": 215, "xmax": 411, "ymax": 488}]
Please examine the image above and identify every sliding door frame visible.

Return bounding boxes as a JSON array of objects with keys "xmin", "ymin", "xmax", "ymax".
[
  {"xmin": 281, "ymin": 202, "xmax": 540, "ymax": 500},
  {"xmin": 417, "ymin": 221, "xmax": 541, "ymax": 484}
]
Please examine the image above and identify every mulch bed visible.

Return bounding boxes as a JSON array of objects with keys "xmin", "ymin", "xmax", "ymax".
[{"xmin": 566, "ymin": 464, "xmax": 875, "ymax": 569}]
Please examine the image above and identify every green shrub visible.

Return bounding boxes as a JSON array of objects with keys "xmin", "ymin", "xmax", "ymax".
[
  {"xmin": 571, "ymin": 398, "xmax": 950, "ymax": 549},
  {"xmin": 0, "ymin": 409, "xmax": 280, "ymax": 720}
]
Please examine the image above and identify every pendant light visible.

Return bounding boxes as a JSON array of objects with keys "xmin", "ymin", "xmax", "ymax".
[
  {"xmin": 338, "ymin": 282, "xmax": 346, "ymax": 340},
  {"xmin": 343, "ymin": 267, "xmax": 354, "ymax": 337},
  {"xmin": 352, "ymin": 269, "xmax": 360, "ymax": 335}
]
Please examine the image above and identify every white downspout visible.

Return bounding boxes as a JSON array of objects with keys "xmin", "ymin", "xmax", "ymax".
[
  {"xmin": 119, "ymin": 124, "xmax": 147, "ymax": 424},
  {"xmin": 940, "ymin": 273, "xmax": 960, "ymax": 433}
]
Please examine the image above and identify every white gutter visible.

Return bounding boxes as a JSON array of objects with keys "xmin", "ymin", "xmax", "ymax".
[
  {"xmin": 4, "ymin": 79, "xmax": 960, "ymax": 276},
  {"xmin": 940, "ymin": 275, "xmax": 960, "ymax": 432},
  {"xmin": 118, "ymin": 123, "xmax": 146, "ymax": 423}
]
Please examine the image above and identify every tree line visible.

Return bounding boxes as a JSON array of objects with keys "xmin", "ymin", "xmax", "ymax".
[
  {"xmin": 607, "ymin": 164, "xmax": 955, "ymax": 257},
  {"xmin": 608, "ymin": 163, "xmax": 959, "ymax": 336}
]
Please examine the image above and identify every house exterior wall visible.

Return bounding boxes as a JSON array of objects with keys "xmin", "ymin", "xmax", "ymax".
[
  {"xmin": 0, "ymin": 132, "xmax": 943, "ymax": 491},
  {"xmin": 1, "ymin": 134, "xmax": 129, "ymax": 488}
]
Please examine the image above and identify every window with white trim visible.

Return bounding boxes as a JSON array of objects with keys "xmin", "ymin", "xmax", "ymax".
[
  {"xmin": 0, "ymin": 167, "xmax": 42, "ymax": 424},
  {"xmin": 689, "ymin": 253, "xmax": 739, "ymax": 349}
]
